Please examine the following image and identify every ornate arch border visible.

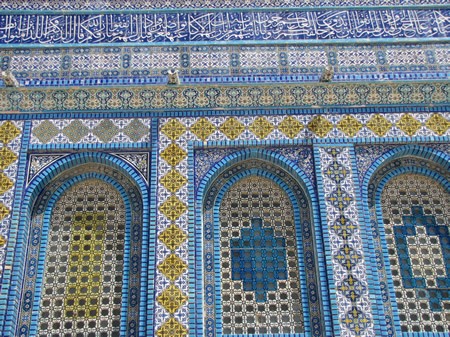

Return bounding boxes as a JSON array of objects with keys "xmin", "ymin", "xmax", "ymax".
[
  {"xmin": 190, "ymin": 147, "xmax": 332, "ymax": 337},
  {"xmin": 360, "ymin": 145, "xmax": 450, "ymax": 337},
  {"xmin": 2, "ymin": 152, "xmax": 151, "ymax": 337}
]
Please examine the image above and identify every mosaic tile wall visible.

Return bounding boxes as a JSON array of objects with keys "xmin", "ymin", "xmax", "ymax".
[
  {"xmin": 36, "ymin": 179, "xmax": 126, "ymax": 337},
  {"xmin": 0, "ymin": 121, "xmax": 22, "ymax": 276},
  {"xmin": 0, "ymin": 111, "xmax": 447, "ymax": 337},
  {"xmin": 1, "ymin": 44, "xmax": 448, "ymax": 87},
  {"xmin": 219, "ymin": 177, "xmax": 303, "ymax": 335},
  {"xmin": 380, "ymin": 174, "xmax": 449, "ymax": 334},
  {"xmin": 0, "ymin": 1, "xmax": 449, "ymax": 336}
]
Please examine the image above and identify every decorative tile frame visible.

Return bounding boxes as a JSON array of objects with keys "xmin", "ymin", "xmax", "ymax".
[
  {"xmin": 356, "ymin": 145, "xmax": 450, "ymax": 337},
  {"xmin": 194, "ymin": 149, "xmax": 327, "ymax": 336},
  {"xmin": 0, "ymin": 110, "xmax": 447, "ymax": 337},
  {"xmin": 0, "ymin": 152, "xmax": 151, "ymax": 337}
]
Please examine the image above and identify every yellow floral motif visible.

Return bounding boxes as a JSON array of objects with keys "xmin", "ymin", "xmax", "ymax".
[
  {"xmin": 396, "ymin": 114, "xmax": 421, "ymax": 136},
  {"xmin": 157, "ymin": 284, "xmax": 188, "ymax": 314},
  {"xmin": 190, "ymin": 118, "xmax": 216, "ymax": 141},
  {"xmin": 366, "ymin": 114, "xmax": 392, "ymax": 136},
  {"xmin": 0, "ymin": 122, "xmax": 21, "ymax": 145},
  {"xmin": 0, "ymin": 203, "xmax": 10, "ymax": 221},
  {"xmin": 159, "ymin": 224, "xmax": 187, "ymax": 251},
  {"xmin": 157, "ymin": 317, "xmax": 188, "ymax": 337},
  {"xmin": 160, "ymin": 169, "xmax": 187, "ymax": 193},
  {"xmin": 249, "ymin": 117, "xmax": 274, "ymax": 139},
  {"xmin": 219, "ymin": 117, "xmax": 245, "ymax": 140},
  {"xmin": 337, "ymin": 115, "xmax": 363, "ymax": 137},
  {"xmin": 0, "ymin": 173, "xmax": 13, "ymax": 196},
  {"xmin": 0, "ymin": 147, "xmax": 17, "ymax": 170},
  {"xmin": 161, "ymin": 119, "xmax": 187, "ymax": 140},
  {"xmin": 158, "ymin": 253, "xmax": 187, "ymax": 282},
  {"xmin": 160, "ymin": 144, "xmax": 187, "ymax": 167},
  {"xmin": 159, "ymin": 195, "xmax": 187, "ymax": 221},
  {"xmin": 278, "ymin": 116, "xmax": 303, "ymax": 139},
  {"xmin": 307, "ymin": 115, "xmax": 333, "ymax": 137},
  {"xmin": 0, "ymin": 234, "xmax": 6, "ymax": 248},
  {"xmin": 426, "ymin": 113, "xmax": 449, "ymax": 136}
]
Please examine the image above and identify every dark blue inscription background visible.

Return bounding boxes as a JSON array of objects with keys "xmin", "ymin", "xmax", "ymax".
[{"xmin": 0, "ymin": 10, "xmax": 449, "ymax": 44}]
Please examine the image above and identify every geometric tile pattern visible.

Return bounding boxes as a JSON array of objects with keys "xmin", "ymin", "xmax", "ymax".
[
  {"xmin": 157, "ymin": 285, "xmax": 188, "ymax": 314},
  {"xmin": 155, "ymin": 113, "xmax": 447, "ymax": 333},
  {"xmin": 4, "ymin": 82, "xmax": 450, "ymax": 114},
  {"xmin": 156, "ymin": 317, "xmax": 188, "ymax": 337},
  {"xmin": 219, "ymin": 178, "xmax": 304, "ymax": 334},
  {"xmin": 380, "ymin": 174, "xmax": 449, "ymax": 333},
  {"xmin": 0, "ymin": 121, "xmax": 22, "ymax": 275},
  {"xmin": 318, "ymin": 147, "xmax": 374, "ymax": 337},
  {"xmin": 36, "ymin": 180, "xmax": 125, "ymax": 336},
  {"xmin": 31, "ymin": 119, "xmax": 151, "ymax": 145},
  {"xmin": 2, "ymin": 44, "xmax": 449, "ymax": 87}
]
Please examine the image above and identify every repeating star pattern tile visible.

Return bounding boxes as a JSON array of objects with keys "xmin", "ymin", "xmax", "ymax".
[
  {"xmin": 0, "ymin": 121, "xmax": 23, "ymax": 276},
  {"xmin": 154, "ymin": 112, "xmax": 448, "ymax": 333},
  {"xmin": 317, "ymin": 147, "xmax": 374, "ymax": 337},
  {"xmin": 30, "ymin": 119, "xmax": 151, "ymax": 144}
]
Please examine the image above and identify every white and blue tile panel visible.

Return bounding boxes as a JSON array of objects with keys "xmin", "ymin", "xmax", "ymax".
[{"xmin": 1, "ymin": 44, "xmax": 448, "ymax": 87}]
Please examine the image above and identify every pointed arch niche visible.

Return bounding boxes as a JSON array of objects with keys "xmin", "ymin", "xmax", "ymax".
[
  {"xmin": 365, "ymin": 147, "xmax": 450, "ymax": 336},
  {"xmin": 9, "ymin": 153, "xmax": 149, "ymax": 337},
  {"xmin": 194, "ymin": 149, "xmax": 326, "ymax": 337}
]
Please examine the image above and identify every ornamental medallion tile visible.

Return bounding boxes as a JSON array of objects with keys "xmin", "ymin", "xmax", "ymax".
[
  {"xmin": 157, "ymin": 284, "xmax": 188, "ymax": 314},
  {"xmin": 161, "ymin": 119, "xmax": 187, "ymax": 141},
  {"xmin": 159, "ymin": 223, "xmax": 187, "ymax": 251},
  {"xmin": 396, "ymin": 113, "xmax": 421, "ymax": 136},
  {"xmin": 0, "ymin": 147, "xmax": 17, "ymax": 170},
  {"xmin": 366, "ymin": 114, "xmax": 392, "ymax": 136},
  {"xmin": 0, "ymin": 173, "xmax": 13, "ymax": 196},
  {"xmin": 278, "ymin": 116, "xmax": 303, "ymax": 139},
  {"xmin": 0, "ymin": 122, "xmax": 21, "ymax": 144},
  {"xmin": 123, "ymin": 119, "xmax": 149, "ymax": 142},
  {"xmin": 156, "ymin": 317, "xmax": 188, "ymax": 337},
  {"xmin": 307, "ymin": 115, "xmax": 333, "ymax": 137},
  {"xmin": 190, "ymin": 118, "xmax": 216, "ymax": 141},
  {"xmin": 93, "ymin": 119, "xmax": 119, "ymax": 142},
  {"xmin": 337, "ymin": 115, "xmax": 363, "ymax": 137},
  {"xmin": 0, "ymin": 203, "xmax": 10, "ymax": 221},
  {"xmin": 249, "ymin": 117, "xmax": 274, "ymax": 139},
  {"xmin": 0, "ymin": 234, "xmax": 5, "ymax": 247},
  {"xmin": 219, "ymin": 117, "xmax": 245, "ymax": 140},
  {"xmin": 160, "ymin": 169, "xmax": 187, "ymax": 193},
  {"xmin": 426, "ymin": 113, "xmax": 449, "ymax": 136},
  {"xmin": 33, "ymin": 120, "xmax": 59, "ymax": 144},
  {"xmin": 161, "ymin": 144, "xmax": 187, "ymax": 167},
  {"xmin": 159, "ymin": 196, "xmax": 187, "ymax": 221},
  {"xmin": 158, "ymin": 253, "xmax": 187, "ymax": 282},
  {"xmin": 63, "ymin": 120, "xmax": 89, "ymax": 143}
]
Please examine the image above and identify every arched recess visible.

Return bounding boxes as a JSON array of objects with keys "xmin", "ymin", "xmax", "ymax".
[
  {"xmin": 194, "ymin": 148, "xmax": 327, "ymax": 337},
  {"xmin": 3, "ymin": 152, "xmax": 150, "ymax": 337},
  {"xmin": 363, "ymin": 146, "xmax": 449, "ymax": 336}
]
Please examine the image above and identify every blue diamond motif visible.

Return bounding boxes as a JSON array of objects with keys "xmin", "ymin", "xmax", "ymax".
[{"xmin": 230, "ymin": 218, "xmax": 287, "ymax": 302}]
